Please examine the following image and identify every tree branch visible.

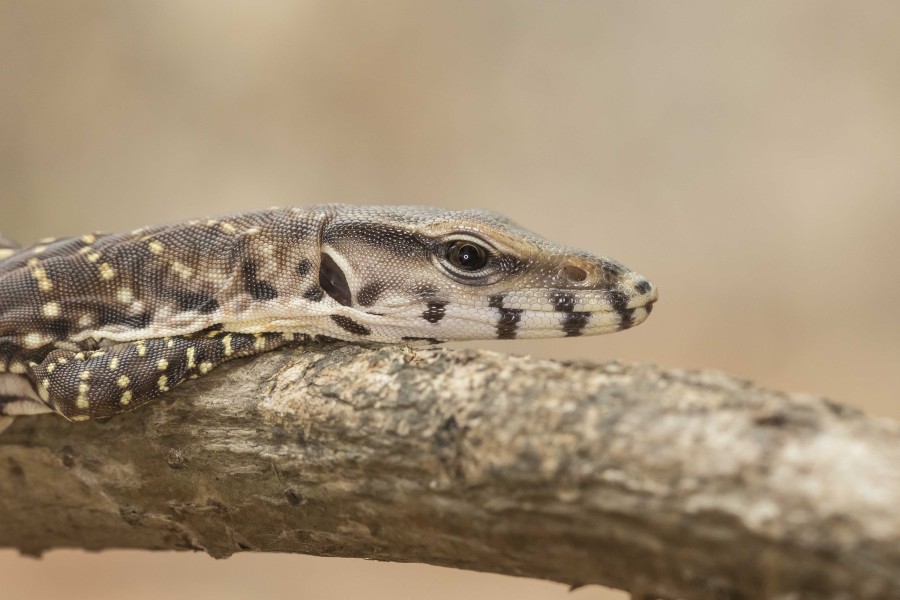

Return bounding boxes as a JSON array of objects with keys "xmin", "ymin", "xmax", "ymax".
[{"xmin": 1, "ymin": 343, "xmax": 898, "ymax": 599}]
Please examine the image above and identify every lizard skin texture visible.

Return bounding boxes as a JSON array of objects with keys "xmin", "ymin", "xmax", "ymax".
[{"xmin": 0, "ymin": 205, "xmax": 657, "ymax": 422}]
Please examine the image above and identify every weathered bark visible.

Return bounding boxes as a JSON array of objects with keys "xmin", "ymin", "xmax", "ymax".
[{"xmin": 1, "ymin": 343, "xmax": 898, "ymax": 599}]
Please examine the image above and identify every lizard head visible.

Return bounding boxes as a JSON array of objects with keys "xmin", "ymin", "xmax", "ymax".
[{"xmin": 317, "ymin": 205, "xmax": 658, "ymax": 342}]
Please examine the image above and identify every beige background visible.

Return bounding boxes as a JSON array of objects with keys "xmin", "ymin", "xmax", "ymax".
[{"xmin": 2, "ymin": 2, "xmax": 899, "ymax": 599}]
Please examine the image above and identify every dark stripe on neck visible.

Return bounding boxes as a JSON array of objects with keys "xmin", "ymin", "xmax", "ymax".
[
  {"xmin": 422, "ymin": 301, "xmax": 448, "ymax": 323},
  {"xmin": 331, "ymin": 314, "xmax": 371, "ymax": 336},
  {"xmin": 242, "ymin": 261, "xmax": 279, "ymax": 300},
  {"xmin": 357, "ymin": 281, "xmax": 386, "ymax": 307}
]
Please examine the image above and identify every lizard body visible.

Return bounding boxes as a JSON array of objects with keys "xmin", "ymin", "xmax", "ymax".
[{"xmin": 0, "ymin": 205, "xmax": 657, "ymax": 421}]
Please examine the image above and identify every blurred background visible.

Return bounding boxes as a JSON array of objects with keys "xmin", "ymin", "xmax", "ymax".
[{"xmin": 1, "ymin": 1, "xmax": 899, "ymax": 599}]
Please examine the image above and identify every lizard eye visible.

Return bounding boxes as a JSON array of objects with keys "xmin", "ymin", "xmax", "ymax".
[
  {"xmin": 446, "ymin": 241, "xmax": 488, "ymax": 271},
  {"xmin": 434, "ymin": 236, "xmax": 502, "ymax": 285}
]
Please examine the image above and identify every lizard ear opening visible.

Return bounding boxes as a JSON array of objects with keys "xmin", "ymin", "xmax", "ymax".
[{"xmin": 319, "ymin": 253, "xmax": 353, "ymax": 307}]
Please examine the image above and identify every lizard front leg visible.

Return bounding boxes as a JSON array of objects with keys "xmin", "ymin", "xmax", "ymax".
[
  {"xmin": 29, "ymin": 331, "xmax": 293, "ymax": 421},
  {"xmin": 0, "ymin": 342, "xmax": 54, "ymax": 423}
]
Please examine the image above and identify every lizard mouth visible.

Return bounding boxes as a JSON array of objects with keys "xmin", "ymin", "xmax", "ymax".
[
  {"xmin": 426, "ymin": 297, "xmax": 655, "ymax": 340},
  {"xmin": 615, "ymin": 299, "xmax": 654, "ymax": 331},
  {"xmin": 337, "ymin": 284, "xmax": 658, "ymax": 342},
  {"xmin": 492, "ymin": 285, "xmax": 658, "ymax": 338},
  {"xmin": 560, "ymin": 300, "xmax": 655, "ymax": 336}
]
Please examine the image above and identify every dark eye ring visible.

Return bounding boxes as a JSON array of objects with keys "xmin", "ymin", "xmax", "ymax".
[{"xmin": 446, "ymin": 241, "xmax": 489, "ymax": 271}]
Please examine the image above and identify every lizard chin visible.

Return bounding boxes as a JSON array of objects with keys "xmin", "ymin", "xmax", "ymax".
[
  {"xmin": 516, "ymin": 301, "xmax": 656, "ymax": 338},
  {"xmin": 349, "ymin": 300, "xmax": 656, "ymax": 342}
]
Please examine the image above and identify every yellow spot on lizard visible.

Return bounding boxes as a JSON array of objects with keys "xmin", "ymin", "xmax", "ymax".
[
  {"xmin": 222, "ymin": 334, "xmax": 233, "ymax": 356},
  {"xmin": 99, "ymin": 263, "xmax": 116, "ymax": 280},
  {"xmin": 29, "ymin": 265, "xmax": 53, "ymax": 291},
  {"xmin": 171, "ymin": 261, "xmax": 193, "ymax": 280},
  {"xmin": 23, "ymin": 333, "xmax": 45, "ymax": 348}
]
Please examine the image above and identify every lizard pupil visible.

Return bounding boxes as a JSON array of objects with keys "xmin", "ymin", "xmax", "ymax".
[{"xmin": 448, "ymin": 242, "xmax": 488, "ymax": 270}]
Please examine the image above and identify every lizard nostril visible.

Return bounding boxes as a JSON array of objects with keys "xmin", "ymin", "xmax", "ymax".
[
  {"xmin": 563, "ymin": 265, "xmax": 588, "ymax": 283},
  {"xmin": 635, "ymin": 279, "xmax": 652, "ymax": 295}
]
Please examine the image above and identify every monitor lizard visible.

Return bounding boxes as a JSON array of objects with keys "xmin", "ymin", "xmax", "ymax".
[{"xmin": 0, "ymin": 205, "xmax": 657, "ymax": 423}]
